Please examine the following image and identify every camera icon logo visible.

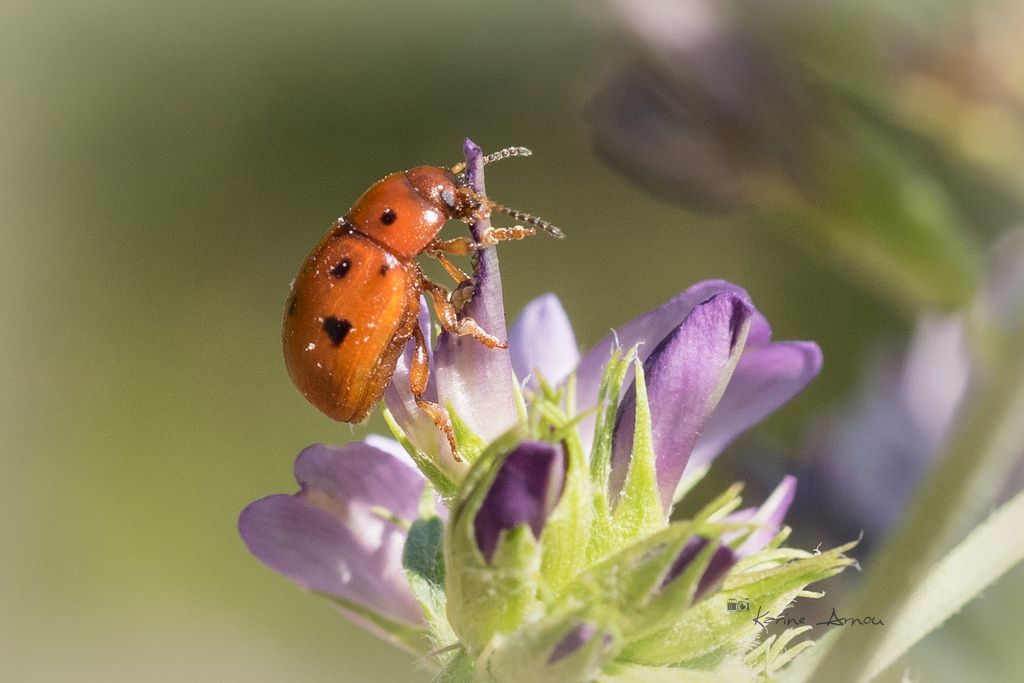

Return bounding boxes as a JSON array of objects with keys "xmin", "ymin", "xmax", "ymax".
[{"xmin": 727, "ymin": 597, "xmax": 750, "ymax": 613}]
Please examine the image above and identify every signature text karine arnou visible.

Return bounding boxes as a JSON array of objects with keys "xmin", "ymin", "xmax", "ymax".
[{"xmin": 752, "ymin": 606, "xmax": 885, "ymax": 631}]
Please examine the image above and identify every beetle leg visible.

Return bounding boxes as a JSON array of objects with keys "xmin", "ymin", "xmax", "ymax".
[
  {"xmin": 422, "ymin": 278, "xmax": 507, "ymax": 349},
  {"xmin": 426, "ymin": 249, "xmax": 472, "ymax": 285},
  {"xmin": 477, "ymin": 225, "xmax": 536, "ymax": 247},
  {"xmin": 409, "ymin": 323, "xmax": 461, "ymax": 461},
  {"xmin": 429, "ymin": 226, "xmax": 537, "ymax": 258},
  {"xmin": 428, "ymin": 236, "xmax": 477, "ymax": 256}
]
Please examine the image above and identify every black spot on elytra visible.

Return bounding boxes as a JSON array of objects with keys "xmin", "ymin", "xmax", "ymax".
[
  {"xmin": 330, "ymin": 219, "xmax": 355, "ymax": 239},
  {"xmin": 323, "ymin": 316, "xmax": 353, "ymax": 346},
  {"xmin": 286, "ymin": 295, "xmax": 298, "ymax": 316},
  {"xmin": 330, "ymin": 258, "xmax": 352, "ymax": 278},
  {"xmin": 379, "ymin": 263, "xmax": 389, "ymax": 276},
  {"xmin": 380, "ymin": 208, "xmax": 397, "ymax": 225}
]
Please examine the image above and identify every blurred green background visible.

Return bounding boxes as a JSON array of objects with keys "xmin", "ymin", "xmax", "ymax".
[{"xmin": 2, "ymin": 0, "xmax": 1020, "ymax": 681}]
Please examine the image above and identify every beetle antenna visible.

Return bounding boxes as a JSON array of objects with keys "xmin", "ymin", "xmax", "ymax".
[
  {"xmin": 451, "ymin": 146, "xmax": 533, "ymax": 175},
  {"xmin": 482, "ymin": 146, "xmax": 533, "ymax": 165},
  {"xmin": 489, "ymin": 201, "xmax": 564, "ymax": 239}
]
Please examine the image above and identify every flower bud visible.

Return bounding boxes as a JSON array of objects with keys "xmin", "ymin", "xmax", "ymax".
[{"xmin": 445, "ymin": 439, "xmax": 566, "ymax": 651}]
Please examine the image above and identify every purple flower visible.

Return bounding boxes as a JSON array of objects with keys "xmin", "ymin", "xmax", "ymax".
[
  {"xmin": 509, "ymin": 293, "xmax": 580, "ymax": 389},
  {"xmin": 238, "ymin": 437, "xmax": 428, "ymax": 647},
  {"xmin": 662, "ymin": 475, "xmax": 797, "ymax": 601},
  {"xmin": 474, "ymin": 441, "xmax": 566, "ymax": 563},
  {"xmin": 244, "ymin": 140, "xmax": 832, "ymax": 668},
  {"xmin": 538, "ymin": 280, "xmax": 819, "ymax": 514},
  {"xmin": 547, "ymin": 622, "xmax": 608, "ymax": 664},
  {"xmin": 662, "ymin": 537, "xmax": 738, "ymax": 602},
  {"xmin": 380, "ymin": 145, "xmax": 819, "ymax": 506},
  {"xmin": 727, "ymin": 474, "xmax": 798, "ymax": 557},
  {"xmin": 388, "ymin": 276, "xmax": 818, "ymax": 513}
]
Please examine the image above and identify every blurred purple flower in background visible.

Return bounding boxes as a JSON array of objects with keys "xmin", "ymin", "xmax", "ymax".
[{"xmin": 797, "ymin": 230, "xmax": 1024, "ymax": 546}]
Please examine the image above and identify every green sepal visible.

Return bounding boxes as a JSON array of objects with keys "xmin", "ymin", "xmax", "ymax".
[
  {"xmin": 512, "ymin": 376, "xmax": 529, "ymax": 425},
  {"xmin": 693, "ymin": 483, "xmax": 745, "ymax": 524},
  {"xmin": 610, "ymin": 359, "xmax": 666, "ymax": 543},
  {"xmin": 482, "ymin": 610, "xmax": 618, "ymax": 683},
  {"xmin": 620, "ymin": 541, "xmax": 856, "ymax": 666},
  {"xmin": 448, "ymin": 403, "xmax": 487, "ymax": 464},
  {"xmin": 444, "ymin": 426, "xmax": 543, "ymax": 653},
  {"xmin": 564, "ymin": 522, "xmax": 704, "ymax": 628},
  {"xmin": 315, "ymin": 592, "xmax": 429, "ymax": 657},
  {"xmin": 537, "ymin": 420, "xmax": 593, "ymax": 594},
  {"xmin": 403, "ymin": 516, "xmax": 456, "ymax": 647},
  {"xmin": 383, "ymin": 408, "xmax": 460, "ymax": 499},
  {"xmin": 431, "ymin": 647, "xmax": 473, "ymax": 683},
  {"xmin": 599, "ymin": 658, "xmax": 752, "ymax": 683},
  {"xmin": 587, "ymin": 346, "xmax": 638, "ymax": 563},
  {"xmin": 744, "ymin": 624, "xmax": 815, "ymax": 677},
  {"xmin": 626, "ymin": 534, "xmax": 726, "ymax": 641}
]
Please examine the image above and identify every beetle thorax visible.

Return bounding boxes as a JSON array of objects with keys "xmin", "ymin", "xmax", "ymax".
[{"xmin": 344, "ymin": 166, "xmax": 469, "ymax": 260}]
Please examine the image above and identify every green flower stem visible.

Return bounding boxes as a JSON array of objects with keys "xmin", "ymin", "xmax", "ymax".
[
  {"xmin": 811, "ymin": 322, "xmax": 1024, "ymax": 682},
  {"xmin": 864, "ymin": 487, "xmax": 1024, "ymax": 680}
]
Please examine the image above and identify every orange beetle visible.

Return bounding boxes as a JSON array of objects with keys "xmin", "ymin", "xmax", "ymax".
[{"xmin": 283, "ymin": 146, "xmax": 561, "ymax": 456}]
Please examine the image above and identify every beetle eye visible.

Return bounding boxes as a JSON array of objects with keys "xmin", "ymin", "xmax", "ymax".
[{"xmin": 441, "ymin": 188, "xmax": 456, "ymax": 208}]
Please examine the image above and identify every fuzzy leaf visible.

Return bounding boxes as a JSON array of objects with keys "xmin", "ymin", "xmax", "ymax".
[
  {"xmin": 622, "ymin": 543, "xmax": 855, "ymax": 665},
  {"xmin": 745, "ymin": 625, "xmax": 815, "ymax": 675},
  {"xmin": 776, "ymin": 109, "xmax": 979, "ymax": 310},
  {"xmin": 861, "ymin": 488, "xmax": 1024, "ymax": 681},
  {"xmin": 432, "ymin": 648, "xmax": 473, "ymax": 683},
  {"xmin": 564, "ymin": 522, "xmax": 703, "ymax": 627},
  {"xmin": 403, "ymin": 516, "xmax": 455, "ymax": 645},
  {"xmin": 383, "ymin": 408, "xmax": 459, "ymax": 499}
]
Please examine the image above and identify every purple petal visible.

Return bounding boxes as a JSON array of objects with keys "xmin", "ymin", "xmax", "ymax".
[
  {"xmin": 731, "ymin": 475, "xmax": 796, "ymax": 557},
  {"xmin": 434, "ymin": 140, "xmax": 519, "ymax": 442},
  {"xmin": 363, "ymin": 434, "xmax": 450, "ymax": 521},
  {"xmin": 238, "ymin": 442, "xmax": 425, "ymax": 626},
  {"xmin": 474, "ymin": 441, "xmax": 566, "ymax": 563},
  {"xmin": 510, "ymin": 293, "xmax": 580, "ymax": 387},
  {"xmin": 661, "ymin": 537, "xmax": 739, "ymax": 603},
  {"xmin": 610, "ymin": 292, "xmax": 753, "ymax": 511},
  {"xmin": 363, "ymin": 433, "xmax": 417, "ymax": 469},
  {"xmin": 685, "ymin": 341, "xmax": 822, "ymax": 481},
  {"xmin": 548, "ymin": 622, "xmax": 601, "ymax": 664},
  {"xmin": 575, "ymin": 280, "xmax": 764, "ymax": 453},
  {"xmin": 384, "ymin": 300, "xmax": 447, "ymax": 457}
]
